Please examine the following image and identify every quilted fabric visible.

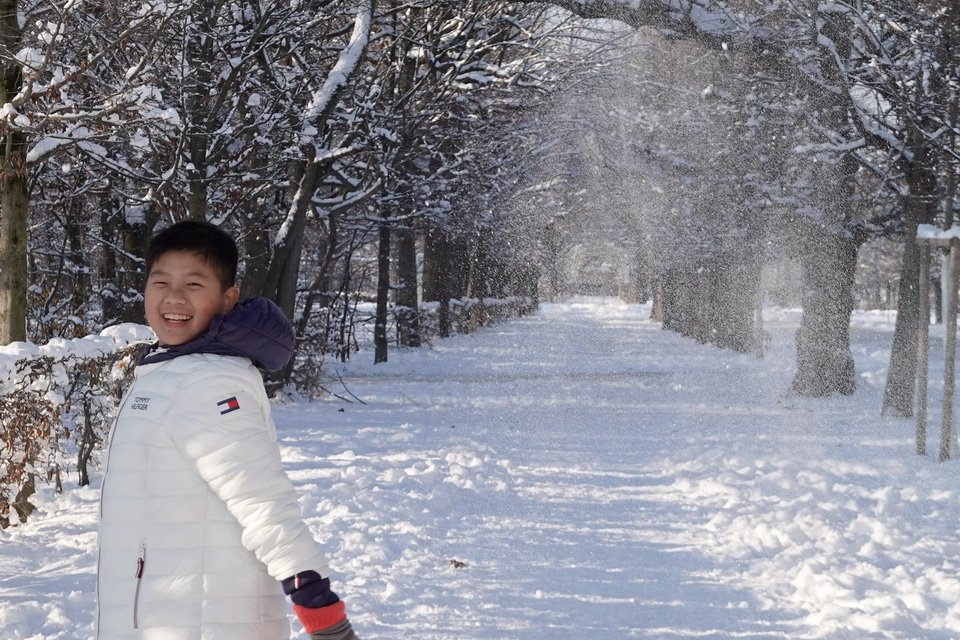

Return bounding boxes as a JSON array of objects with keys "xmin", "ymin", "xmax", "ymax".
[{"xmin": 95, "ymin": 353, "xmax": 327, "ymax": 640}]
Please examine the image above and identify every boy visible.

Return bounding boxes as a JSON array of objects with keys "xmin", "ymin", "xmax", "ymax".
[{"xmin": 96, "ymin": 220, "xmax": 357, "ymax": 640}]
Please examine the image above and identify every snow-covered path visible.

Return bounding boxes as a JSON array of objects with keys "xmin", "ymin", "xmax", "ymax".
[
  {"xmin": 291, "ymin": 301, "xmax": 806, "ymax": 639},
  {"xmin": 4, "ymin": 298, "xmax": 960, "ymax": 639},
  {"xmin": 279, "ymin": 300, "xmax": 960, "ymax": 639}
]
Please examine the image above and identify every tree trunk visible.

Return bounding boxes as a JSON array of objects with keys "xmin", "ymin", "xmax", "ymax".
[
  {"xmin": 235, "ymin": 126, "xmax": 274, "ymax": 294},
  {"xmin": 463, "ymin": 240, "xmax": 478, "ymax": 299},
  {"xmin": 883, "ymin": 145, "xmax": 939, "ymax": 415},
  {"xmin": 262, "ymin": 160, "xmax": 319, "ymax": 318},
  {"xmin": 450, "ymin": 237, "xmax": 471, "ymax": 299},
  {"xmin": 660, "ymin": 269, "xmax": 680, "ymax": 332},
  {"xmin": 184, "ymin": 0, "xmax": 217, "ymax": 221},
  {"xmin": 240, "ymin": 220, "xmax": 271, "ymax": 296},
  {"xmin": 793, "ymin": 230, "xmax": 858, "ymax": 396},
  {"xmin": 882, "ymin": 223, "xmax": 924, "ymax": 415},
  {"xmin": 544, "ymin": 222, "xmax": 562, "ymax": 302},
  {"xmin": 379, "ymin": 3, "xmax": 418, "ymax": 348},
  {"xmin": 933, "ymin": 272, "xmax": 943, "ymax": 324},
  {"xmin": 395, "ymin": 228, "xmax": 420, "ymax": 347},
  {"xmin": 632, "ymin": 243, "xmax": 650, "ymax": 304},
  {"xmin": 722, "ymin": 221, "xmax": 763, "ymax": 353},
  {"xmin": 422, "ymin": 227, "xmax": 441, "ymax": 302},
  {"xmin": 423, "ymin": 228, "xmax": 452, "ymax": 337},
  {"xmin": 294, "ymin": 213, "xmax": 338, "ymax": 334},
  {"xmin": 119, "ymin": 208, "xmax": 156, "ymax": 323},
  {"xmin": 0, "ymin": 0, "xmax": 26, "ymax": 345},
  {"xmin": 187, "ymin": 133, "xmax": 209, "ymax": 221},
  {"xmin": 99, "ymin": 206, "xmax": 121, "ymax": 325},
  {"xmin": 77, "ymin": 399, "xmax": 95, "ymax": 487},
  {"xmin": 790, "ymin": 5, "xmax": 860, "ymax": 397},
  {"xmin": 469, "ymin": 229, "xmax": 498, "ymax": 299},
  {"xmin": 0, "ymin": 169, "xmax": 27, "ymax": 344},
  {"xmin": 650, "ymin": 279, "xmax": 664, "ymax": 322},
  {"xmin": 65, "ymin": 209, "xmax": 87, "ymax": 314},
  {"xmin": 11, "ymin": 473, "xmax": 35, "ymax": 523},
  {"xmin": 373, "ymin": 217, "xmax": 391, "ymax": 363},
  {"xmin": 336, "ymin": 243, "xmax": 356, "ymax": 363}
]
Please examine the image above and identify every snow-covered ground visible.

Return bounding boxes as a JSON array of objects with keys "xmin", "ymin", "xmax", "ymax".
[{"xmin": 3, "ymin": 298, "xmax": 960, "ymax": 639}]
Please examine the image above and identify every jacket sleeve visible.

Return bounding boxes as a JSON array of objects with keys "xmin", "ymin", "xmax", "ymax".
[{"xmin": 167, "ymin": 369, "xmax": 329, "ymax": 581}]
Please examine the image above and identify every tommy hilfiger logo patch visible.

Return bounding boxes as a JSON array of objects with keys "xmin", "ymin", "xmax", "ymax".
[
  {"xmin": 217, "ymin": 396, "xmax": 240, "ymax": 415},
  {"xmin": 130, "ymin": 396, "xmax": 151, "ymax": 411}
]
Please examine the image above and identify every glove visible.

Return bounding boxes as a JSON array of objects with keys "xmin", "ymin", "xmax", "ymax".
[
  {"xmin": 283, "ymin": 571, "xmax": 356, "ymax": 639},
  {"xmin": 310, "ymin": 619, "xmax": 359, "ymax": 640},
  {"xmin": 293, "ymin": 600, "xmax": 346, "ymax": 631}
]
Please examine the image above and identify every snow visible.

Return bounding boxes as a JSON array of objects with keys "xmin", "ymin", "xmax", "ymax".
[
  {"xmin": 2, "ymin": 298, "xmax": 959, "ymax": 638},
  {"xmin": 918, "ymin": 224, "xmax": 960, "ymax": 242},
  {"xmin": 0, "ymin": 324, "xmax": 153, "ymax": 363},
  {"xmin": 26, "ymin": 126, "xmax": 96, "ymax": 164},
  {"xmin": 15, "ymin": 47, "xmax": 43, "ymax": 68},
  {"xmin": 0, "ymin": 324, "xmax": 154, "ymax": 394},
  {"xmin": 0, "ymin": 103, "xmax": 18, "ymax": 120},
  {"xmin": 300, "ymin": 3, "xmax": 373, "ymax": 134}
]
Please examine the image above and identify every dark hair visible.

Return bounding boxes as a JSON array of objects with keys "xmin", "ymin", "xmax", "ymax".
[{"xmin": 145, "ymin": 220, "xmax": 239, "ymax": 288}]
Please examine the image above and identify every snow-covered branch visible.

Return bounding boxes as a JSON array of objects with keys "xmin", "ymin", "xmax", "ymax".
[{"xmin": 300, "ymin": 0, "xmax": 375, "ymax": 149}]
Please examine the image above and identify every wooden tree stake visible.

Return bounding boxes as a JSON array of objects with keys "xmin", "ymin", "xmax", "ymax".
[
  {"xmin": 917, "ymin": 246, "xmax": 930, "ymax": 455},
  {"xmin": 939, "ymin": 243, "xmax": 959, "ymax": 462}
]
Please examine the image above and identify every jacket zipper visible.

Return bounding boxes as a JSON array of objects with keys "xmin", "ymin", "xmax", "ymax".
[
  {"xmin": 133, "ymin": 540, "xmax": 146, "ymax": 628},
  {"xmin": 94, "ymin": 384, "xmax": 136, "ymax": 636}
]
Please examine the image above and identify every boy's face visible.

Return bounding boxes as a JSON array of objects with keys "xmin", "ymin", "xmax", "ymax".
[{"xmin": 144, "ymin": 250, "xmax": 240, "ymax": 346}]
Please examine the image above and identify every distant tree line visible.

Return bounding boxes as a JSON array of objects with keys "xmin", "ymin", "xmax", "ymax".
[{"xmin": 525, "ymin": 0, "xmax": 959, "ymax": 411}]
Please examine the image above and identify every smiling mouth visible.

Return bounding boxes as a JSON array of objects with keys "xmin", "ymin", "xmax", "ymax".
[{"xmin": 162, "ymin": 313, "xmax": 192, "ymax": 322}]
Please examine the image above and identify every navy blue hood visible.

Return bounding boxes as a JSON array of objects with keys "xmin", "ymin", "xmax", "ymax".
[{"xmin": 140, "ymin": 296, "xmax": 295, "ymax": 373}]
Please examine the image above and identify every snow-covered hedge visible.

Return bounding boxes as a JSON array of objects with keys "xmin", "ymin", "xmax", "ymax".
[
  {"xmin": 0, "ymin": 297, "xmax": 534, "ymax": 526},
  {"xmin": 0, "ymin": 325, "xmax": 154, "ymax": 528}
]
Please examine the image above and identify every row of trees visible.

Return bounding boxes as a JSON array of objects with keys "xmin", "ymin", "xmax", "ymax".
[
  {"xmin": 532, "ymin": 0, "xmax": 959, "ymax": 411},
  {"xmin": 0, "ymin": 1, "xmax": 616, "ymax": 385},
  {"xmin": 1, "ymin": 0, "xmax": 956, "ymax": 414}
]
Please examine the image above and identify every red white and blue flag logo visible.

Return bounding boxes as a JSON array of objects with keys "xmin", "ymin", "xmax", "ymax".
[{"xmin": 217, "ymin": 396, "xmax": 240, "ymax": 415}]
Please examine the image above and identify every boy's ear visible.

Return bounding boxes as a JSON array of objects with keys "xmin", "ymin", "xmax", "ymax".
[{"xmin": 223, "ymin": 286, "xmax": 240, "ymax": 313}]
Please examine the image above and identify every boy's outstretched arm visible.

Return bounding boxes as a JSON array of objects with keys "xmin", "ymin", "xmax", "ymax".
[
  {"xmin": 168, "ymin": 371, "xmax": 359, "ymax": 639},
  {"xmin": 283, "ymin": 571, "xmax": 359, "ymax": 639}
]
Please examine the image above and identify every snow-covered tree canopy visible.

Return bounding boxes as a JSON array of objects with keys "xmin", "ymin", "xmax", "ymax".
[{"xmin": 0, "ymin": 0, "xmax": 955, "ymax": 403}]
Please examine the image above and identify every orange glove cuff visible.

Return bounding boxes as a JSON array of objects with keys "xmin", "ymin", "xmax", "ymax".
[{"xmin": 293, "ymin": 601, "xmax": 347, "ymax": 633}]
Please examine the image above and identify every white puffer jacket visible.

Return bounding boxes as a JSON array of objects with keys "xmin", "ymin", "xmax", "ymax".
[{"xmin": 96, "ymin": 352, "xmax": 327, "ymax": 640}]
